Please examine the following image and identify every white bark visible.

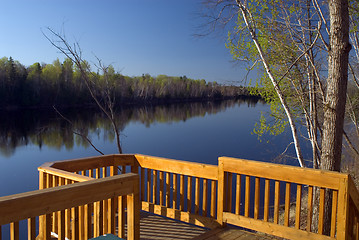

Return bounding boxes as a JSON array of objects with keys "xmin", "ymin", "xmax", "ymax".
[{"xmin": 235, "ymin": 0, "xmax": 305, "ymax": 167}]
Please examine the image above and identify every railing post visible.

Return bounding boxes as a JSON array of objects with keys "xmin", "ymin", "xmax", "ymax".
[
  {"xmin": 217, "ymin": 159, "xmax": 224, "ymax": 226},
  {"xmin": 337, "ymin": 176, "xmax": 349, "ymax": 240},
  {"xmin": 127, "ymin": 175, "xmax": 140, "ymax": 240}
]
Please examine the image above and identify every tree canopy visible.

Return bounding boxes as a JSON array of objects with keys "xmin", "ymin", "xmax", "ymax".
[{"xmin": 0, "ymin": 56, "xmax": 255, "ymax": 109}]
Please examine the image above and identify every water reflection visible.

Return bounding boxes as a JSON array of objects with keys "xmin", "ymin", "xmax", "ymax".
[{"xmin": 0, "ymin": 98, "xmax": 263, "ymax": 157}]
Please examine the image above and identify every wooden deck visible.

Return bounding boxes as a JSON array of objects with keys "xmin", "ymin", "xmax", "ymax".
[
  {"xmin": 138, "ymin": 211, "xmax": 206, "ymax": 239},
  {"xmin": 2, "ymin": 154, "xmax": 359, "ymax": 240},
  {"xmin": 138, "ymin": 211, "xmax": 274, "ymax": 240},
  {"xmin": 195, "ymin": 228, "xmax": 275, "ymax": 240}
]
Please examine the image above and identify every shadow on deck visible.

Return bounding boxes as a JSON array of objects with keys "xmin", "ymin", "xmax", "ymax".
[
  {"xmin": 1, "ymin": 154, "xmax": 359, "ymax": 240},
  {"xmin": 138, "ymin": 211, "xmax": 206, "ymax": 239},
  {"xmin": 137, "ymin": 211, "xmax": 275, "ymax": 240}
]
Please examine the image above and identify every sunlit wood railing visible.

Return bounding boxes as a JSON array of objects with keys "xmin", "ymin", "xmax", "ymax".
[
  {"xmin": 0, "ymin": 173, "xmax": 139, "ymax": 240},
  {"xmin": 38, "ymin": 154, "xmax": 137, "ymax": 239},
  {"xmin": 217, "ymin": 157, "xmax": 359, "ymax": 240},
  {"xmin": 135, "ymin": 154, "xmax": 220, "ymax": 229},
  {"xmin": 33, "ymin": 154, "xmax": 359, "ymax": 240},
  {"xmin": 347, "ymin": 176, "xmax": 359, "ymax": 239}
]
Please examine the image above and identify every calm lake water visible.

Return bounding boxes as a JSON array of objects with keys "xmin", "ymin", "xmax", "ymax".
[{"xmin": 0, "ymin": 99, "xmax": 304, "ymax": 198}]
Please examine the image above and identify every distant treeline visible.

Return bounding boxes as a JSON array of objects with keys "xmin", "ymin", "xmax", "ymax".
[{"xmin": 0, "ymin": 57, "xmax": 257, "ymax": 109}]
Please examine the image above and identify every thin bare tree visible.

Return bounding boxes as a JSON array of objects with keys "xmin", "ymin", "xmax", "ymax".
[{"xmin": 43, "ymin": 27, "xmax": 123, "ymax": 154}]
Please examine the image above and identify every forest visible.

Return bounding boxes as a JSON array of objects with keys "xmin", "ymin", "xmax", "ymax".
[{"xmin": 0, "ymin": 56, "xmax": 255, "ymax": 109}]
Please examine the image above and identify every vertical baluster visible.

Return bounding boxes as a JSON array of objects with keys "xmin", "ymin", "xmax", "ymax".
[
  {"xmin": 264, "ymin": 179, "xmax": 270, "ymax": 222},
  {"xmin": 118, "ymin": 192, "xmax": 125, "ymax": 238},
  {"xmin": 331, "ymin": 190, "xmax": 338, "ymax": 237},
  {"xmin": 166, "ymin": 172, "xmax": 171, "ymax": 207},
  {"xmin": 235, "ymin": 174, "xmax": 241, "ymax": 215},
  {"xmin": 180, "ymin": 174, "xmax": 185, "ymax": 211},
  {"xmin": 306, "ymin": 186, "xmax": 314, "ymax": 232},
  {"xmin": 159, "ymin": 171, "xmax": 164, "ymax": 206},
  {"xmin": 187, "ymin": 176, "xmax": 192, "ymax": 213},
  {"xmin": 46, "ymin": 173, "xmax": 52, "ymax": 189},
  {"xmin": 318, "ymin": 187, "xmax": 326, "ymax": 234},
  {"xmin": 141, "ymin": 168, "xmax": 145, "ymax": 201},
  {"xmin": 295, "ymin": 184, "xmax": 302, "ymax": 229},
  {"xmin": 43, "ymin": 214, "xmax": 51, "ymax": 240},
  {"xmin": 10, "ymin": 222, "xmax": 19, "ymax": 240},
  {"xmin": 254, "ymin": 177, "xmax": 260, "ymax": 219},
  {"xmin": 224, "ymin": 172, "xmax": 228, "ymax": 212},
  {"xmin": 94, "ymin": 168, "xmax": 103, "ymax": 237},
  {"xmin": 109, "ymin": 166, "xmax": 116, "ymax": 234},
  {"xmin": 203, "ymin": 179, "xmax": 208, "ymax": 217},
  {"xmin": 284, "ymin": 182, "xmax": 291, "ymax": 226},
  {"xmin": 195, "ymin": 177, "xmax": 200, "ymax": 214},
  {"xmin": 245, "ymin": 175, "xmax": 250, "ymax": 217},
  {"xmin": 47, "ymin": 175, "xmax": 53, "ymax": 237},
  {"xmin": 58, "ymin": 177, "xmax": 65, "ymax": 240},
  {"xmin": 28, "ymin": 217, "xmax": 36, "ymax": 240},
  {"xmin": 211, "ymin": 180, "xmax": 217, "ymax": 218},
  {"xmin": 84, "ymin": 203, "xmax": 92, "ymax": 239},
  {"xmin": 102, "ymin": 168, "xmax": 108, "ymax": 234},
  {"xmin": 118, "ymin": 165, "xmax": 126, "ymax": 238},
  {"xmin": 65, "ymin": 179, "xmax": 71, "ymax": 239},
  {"xmin": 79, "ymin": 174, "xmax": 84, "ymax": 239},
  {"xmin": 147, "ymin": 169, "xmax": 151, "ymax": 202},
  {"xmin": 72, "ymin": 207, "xmax": 79, "ymax": 240},
  {"xmin": 228, "ymin": 173, "xmax": 233, "ymax": 213},
  {"xmin": 173, "ymin": 173, "xmax": 178, "ymax": 209},
  {"xmin": 79, "ymin": 173, "xmax": 85, "ymax": 237},
  {"xmin": 52, "ymin": 175, "xmax": 58, "ymax": 234},
  {"xmin": 107, "ymin": 197, "xmax": 115, "ymax": 235},
  {"xmin": 274, "ymin": 180, "xmax": 280, "ymax": 224},
  {"xmin": 153, "ymin": 170, "xmax": 157, "ymax": 204},
  {"xmin": 57, "ymin": 210, "xmax": 65, "ymax": 240}
]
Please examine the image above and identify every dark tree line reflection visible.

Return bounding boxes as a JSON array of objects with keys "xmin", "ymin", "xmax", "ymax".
[{"xmin": 0, "ymin": 98, "xmax": 263, "ymax": 157}]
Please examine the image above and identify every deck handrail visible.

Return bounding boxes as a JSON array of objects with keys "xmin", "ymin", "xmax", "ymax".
[
  {"xmin": 0, "ymin": 173, "xmax": 139, "ymax": 240},
  {"xmin": 217, "ymin": 157, "xmax": 358, "ymax": 240},
  {"xmin": 35, "ymin": 154, "xmax": 359, "ymax": 240}
]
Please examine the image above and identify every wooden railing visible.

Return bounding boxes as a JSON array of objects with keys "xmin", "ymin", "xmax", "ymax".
[
  {"xmin": 32, "ymin": 154, "xmax": 359, "ymax": 240},
  {"xmin": 217, "ymin": 157, "xmax": 359, "ymax": 240},
  {"xmin": 347, "ymin": 176, "xmax": 359, "ymax": 239},
  {"xmin": 38, "ymin": 154, "xmax": 137, "ymax": 239},
  {"xmin": 0, "ymin": 173, "xmax": 139, "ymax": 240},
  {"xmin": 136, "ymin": 154, "xmax": 220, "ymax": 229}
]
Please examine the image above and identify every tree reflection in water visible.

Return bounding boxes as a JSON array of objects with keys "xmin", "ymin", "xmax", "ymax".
[{"xmin": 0, "ymin": 98, "xmax": 263, "ymax": 157}]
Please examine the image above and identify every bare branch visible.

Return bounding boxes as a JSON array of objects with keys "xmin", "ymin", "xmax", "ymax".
[
  {"xmin": 44, "ymin": 27, "xmax": 123, "ymax": 154},
  {"xmin": 53, "ymin": 106, "xmax": 105, "ymax": 155}
]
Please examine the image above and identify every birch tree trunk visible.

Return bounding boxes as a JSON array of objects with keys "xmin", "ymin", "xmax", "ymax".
[{"xmin": 235, "ymin": 0, "xmax": 305, "ymax": 168}]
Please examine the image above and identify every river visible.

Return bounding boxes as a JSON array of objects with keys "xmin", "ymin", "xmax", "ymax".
[{"xmin": 0, "ymin": 99, "xmax": 305, "ymax": 198}]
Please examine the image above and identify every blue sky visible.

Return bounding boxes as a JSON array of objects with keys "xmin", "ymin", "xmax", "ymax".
[{"xmin": 0, "ymin": 0, "xmax": 247, "ymax": 84}]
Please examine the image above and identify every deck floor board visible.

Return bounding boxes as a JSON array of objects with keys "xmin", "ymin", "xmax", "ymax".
[{"xmin": 137, "ymin": 212, "xmax": 276, "ymax": 240}]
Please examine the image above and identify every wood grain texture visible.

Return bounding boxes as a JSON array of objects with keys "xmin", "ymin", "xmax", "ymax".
[
  {"xmin": 0, "ymin": 173, "xmax": 138, "ymax": 225},
  {"xmin": 219, "ymin": 157, "xmax": 345, "ymax": 189},
  {"xmin": 136, "ymin": 154, "xmax": 218, "ymax": 180}
]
